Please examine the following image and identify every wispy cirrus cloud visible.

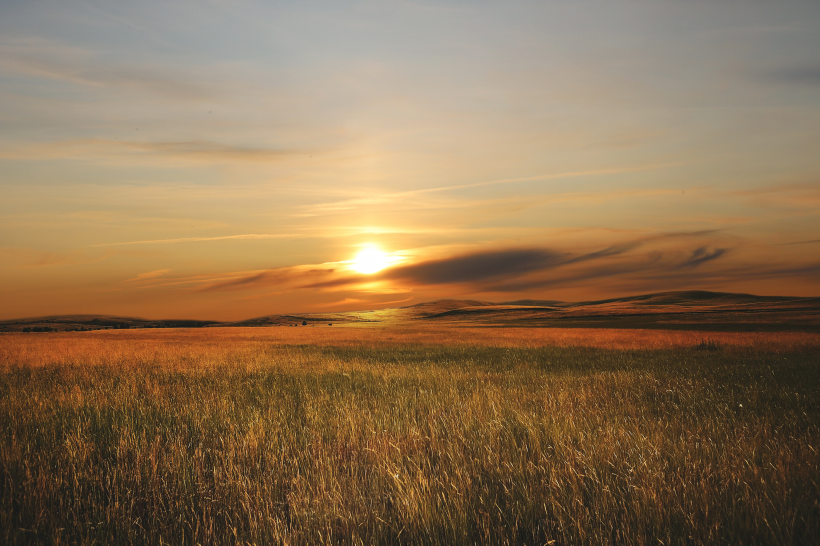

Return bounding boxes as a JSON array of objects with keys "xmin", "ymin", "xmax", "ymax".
[
  {"xmin": 94, "ymin": 233, "xmax": 297, "ymax": 247},
  {"xmin": 730, "ymin": 182, "xmax": 820, "ymax": 208},
  {"xmin": 110, "ymin": 140, "xmax": 296, "ymax": 162},
  {"xmin": 0, "ymin": 246, "xmax": 113, "ymax": 268},
  {"xmin": 0, "ymin": 139, "xmax": 298, "ymax": 164},
  {"xmin": 563, "ymin": 243, "xmax": 641, "ymax": 265},
  {"xmin": 483, "ymin": 254, "xmax": 665, "ymax": 293},
  {"xmin": 676, "ymin": 247, "xmax": 729, "ymax": 269},
  {"xmin": 197, "ymin": 267, "xmax": 336, "ymax": 292},
  {"xmin": 783, "ymin": 239, "xmax": 820, "ymax": 245},
  {"xmin": 0, "ymin": 37, "xmax": 217, "ymax": 100},
  {"xmin": 124, "ymin": 269, "xmax": 169, "ymax": 282},
  {"xmin": 296, "ymin": 163, "xmax": 681, "ymax": 216}
]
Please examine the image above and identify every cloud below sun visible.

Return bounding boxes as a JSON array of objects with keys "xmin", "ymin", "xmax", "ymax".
[{"xmin": 186, "ymin": 233, "xmax": 814, "ymax": 311}]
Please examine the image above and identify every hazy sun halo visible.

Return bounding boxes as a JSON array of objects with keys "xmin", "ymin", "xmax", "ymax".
[{"xmin": 350, "ymin": 247, "xmax": 390, "ymax": 274}]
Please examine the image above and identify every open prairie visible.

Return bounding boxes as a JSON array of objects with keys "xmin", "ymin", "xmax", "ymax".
[{"xmin": 1, "ymin": 326, "xmax": 819, "ymax": 545}]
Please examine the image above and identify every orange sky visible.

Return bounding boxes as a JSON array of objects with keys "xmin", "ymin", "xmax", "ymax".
[{"xmin": 1, "ymin": 1, "xmax": 819, "ymax": 320}]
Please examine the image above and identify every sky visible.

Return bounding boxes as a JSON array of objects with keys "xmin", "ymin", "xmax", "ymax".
[{"xmin": 1, "ymin": 0, "xmax": 819, "ymax": 320}]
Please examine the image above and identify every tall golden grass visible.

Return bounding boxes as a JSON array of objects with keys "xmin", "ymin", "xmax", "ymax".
[{"xmin": 1, "ymin": 327, "xmax": 818, "ymax": 544}]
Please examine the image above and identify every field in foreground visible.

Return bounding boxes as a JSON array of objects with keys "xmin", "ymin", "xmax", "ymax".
[{"xmin": 1, "ymin": 327, "xmax": 819, "ymax": 545}]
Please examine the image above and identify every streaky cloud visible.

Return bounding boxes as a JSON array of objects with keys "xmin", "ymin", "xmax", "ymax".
[
  {"xmin": 675, "ymin": 247, "xmax": 729, "ymax": 269},
  {"xmin": 483, "ymin": 253, "xmax": 665, "ymax": 293},
  {"xmin": 94, "ymin": 233, "xmax": 297, "ymax": 247},
  {"xmin": 563, "ymin": 243, "xmax": 641, "ymax": 265},
  {"xmin": 384, "ymin": 248, "xmax": 566, "ymax": 285},
  {"xmin": 113, "ymin": 140, "xmax": 297, "ymax": 162},
  {"xmin": 782, "ymin": 239, "xmax": 820, "ymax": 245},
  {"xmin": 124, "ymin": 269, "xmax": 169, "ymax": 282},
  {"xmin": 1, "ymin": 139, "xmax": 299, "ymax": 164},
  {"xmin": 0, "ymin": 38, "xmax": 217, "ymax": 100},
  {"xmin": 298, "ymin": 163, "xmax": 680, "ymax": 216},
  {"xmin": 0, "ymin": 246, "xmax": 114, "ymax": 268},
  {"xmin": 301, "ymin": 245, "xmax": 641, "ymax": 290},
  {"xmin": 199, "ymin": 267, "xmax": 335, "ymax": 292}
]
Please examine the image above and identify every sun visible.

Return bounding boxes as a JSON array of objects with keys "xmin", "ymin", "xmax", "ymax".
[{"xmin": 350, "ymin": 246, "xmax": 391, "ymax": 274}]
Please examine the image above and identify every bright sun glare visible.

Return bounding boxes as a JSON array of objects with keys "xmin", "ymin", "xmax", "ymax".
[{"xmin": 350, "ymin": 246, "xmax": 391, "ymax": 274}]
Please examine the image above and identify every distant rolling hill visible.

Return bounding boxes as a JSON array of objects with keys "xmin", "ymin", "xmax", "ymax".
[
  {"xmin": 0, "ymin": 315, "xmax": 219, "ymax": 333},
  {"xmin": 415, "ymin": 291, "xmax": 820, "ymax": 331},
  {"xmin": 2, "ymin": 291, "xmax": 820, "ymax": 332}
]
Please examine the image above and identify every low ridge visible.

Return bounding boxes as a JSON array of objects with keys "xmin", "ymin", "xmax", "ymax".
[{"xmin": 2, "ymin": 291, "xmax": 819, "ymax": 333}]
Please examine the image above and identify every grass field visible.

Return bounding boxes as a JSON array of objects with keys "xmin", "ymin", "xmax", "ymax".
[{"xmin": 1, "ymin": 327, "xmax": 819, "ymax": 545}]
